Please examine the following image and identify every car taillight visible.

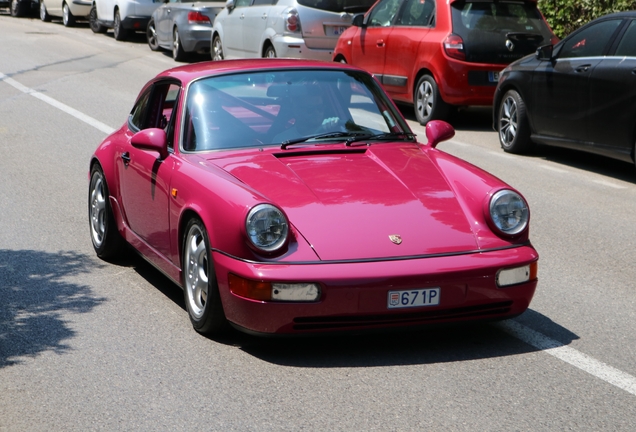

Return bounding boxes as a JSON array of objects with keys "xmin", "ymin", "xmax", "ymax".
[
  {"xmin": 285, "ymin": 9, "xmax": 301, "ymax": 33},
  {"xmin": 444, "ymin": 34, "xmax": 465, "ymax": 61},
  {"xmin": 188, "ymin": 11, "xmax": 210, "ymax": 24}
]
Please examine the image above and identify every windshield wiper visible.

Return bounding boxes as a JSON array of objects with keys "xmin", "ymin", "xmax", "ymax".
[
  {"xmin": 345, "ymin": 132, "xmax": 416, "ymax": 146},
  {"xmin": 281, "ymin": 131, "xmax": 371, "ymax": 149}
]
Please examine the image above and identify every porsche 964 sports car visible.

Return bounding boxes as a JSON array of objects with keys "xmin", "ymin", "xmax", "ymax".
[{"xmin": 89, "ymin": 59, "xmax": 538, "ymax": 336}]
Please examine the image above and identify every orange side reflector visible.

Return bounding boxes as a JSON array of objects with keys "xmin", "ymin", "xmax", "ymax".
[
  {"xmin": 529, "ymin": 261, "xmax": 538, "ymax": 280},
  {"xmin": 229, "ymin": 274, "xmax": 272, "ymax": 301}
]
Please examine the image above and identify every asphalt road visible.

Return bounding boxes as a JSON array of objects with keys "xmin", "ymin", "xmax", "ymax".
[{"xmin": 1, "ymin": 14, "xmax": 635, "ymax": 431}]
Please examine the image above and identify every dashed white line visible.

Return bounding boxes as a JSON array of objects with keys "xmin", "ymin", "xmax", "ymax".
[
  {"xmin": 497, "ymin": 320, "xmax": 636, "ymax": 396},
  {"xmin": 0, "ymin": 72, "xmax": 115, "ymax": 135}
]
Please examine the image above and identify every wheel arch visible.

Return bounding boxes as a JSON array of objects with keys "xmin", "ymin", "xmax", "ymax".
[{"xmin": 261, "ymin": 39, "xmax": 275, "ymax": 57}]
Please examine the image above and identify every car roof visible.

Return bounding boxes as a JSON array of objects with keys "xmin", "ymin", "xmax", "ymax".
[{"xmin": 155, "ymin": 59, "xmax": 366, "ymax": 85}]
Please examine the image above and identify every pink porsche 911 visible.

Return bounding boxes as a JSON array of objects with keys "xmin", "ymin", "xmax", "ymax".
[{"xmin": 88, "ymin": 59, "xmax": 538, "ymax": 336}]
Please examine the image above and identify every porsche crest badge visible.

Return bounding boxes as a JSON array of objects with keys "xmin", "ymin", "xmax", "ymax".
[{"xmin": 389, "ymin": 235, "xmax": 402, "ymax": 245}]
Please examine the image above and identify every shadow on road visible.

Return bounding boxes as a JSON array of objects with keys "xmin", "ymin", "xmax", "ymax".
[{"xmin": 0, "ymin": 249, "xmax": 106, "ymax": 368}]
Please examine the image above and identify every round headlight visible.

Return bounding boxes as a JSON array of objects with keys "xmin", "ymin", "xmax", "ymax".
[
  {"xmin": 489, "ymin": 190, "xmax": 529, "ymax": 236},
  {"xmin": 246, "ymin": 204, "xmax": 289, "ymax": 252}
]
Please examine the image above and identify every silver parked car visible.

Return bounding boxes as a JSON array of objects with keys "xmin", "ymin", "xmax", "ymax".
[
  {"xmin": 147, "ymin": 0, "xmax": 226, "ymax": 61},
  {"xmin": 210, "ymin": 0, "xmax": 375, "ymax": 61},
  {"xmin": 39, "ymin": 0, "xmax": 91, "ymax": 27}
]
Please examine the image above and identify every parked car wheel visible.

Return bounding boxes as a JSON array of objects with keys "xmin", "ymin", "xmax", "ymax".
[
  {"xmin": 497, "ymin": 89, "xmax": 533, "ymax": 154},
  {"xmin": 39, "ymin": 1, "xmax": 51, "ymax": 21},
  {"xmin": 182, "ymin": 218, "xmax": 227, "ymax": 335},
  {"xmin": 89, "ymin": 165, "xmax": 126, "ymax": 260},
  {"xmin": 11, "ymin": 0, "xmax": 29, "ymax": 17},
  {"xmin": 113, "ymin": 10, "xmax": 128, "ymax": 41},
  {"xmin": 263, "ymin": 44, "xmax": 276, "ymax": 58},
  {"xmin": 62, "ymin": 2, "xmax": 76, "ymax": 27},
  {"xmin": 89, "ymin": 5, "xmax": 107, "ymax": 33},
  {"xmin": 414, "ymin": 75, "xmax": 450, "ymax": 125},
  {"xmin": 147, "ymin": 19, "xmax": 161, "ymax": 51},
  {"xmin": 211, "ymin": 35, "xmax": 223, "ymax": 61},
  {"xmin": 172, "ymin": 27, "xmax": 188, "ymax": 61}
]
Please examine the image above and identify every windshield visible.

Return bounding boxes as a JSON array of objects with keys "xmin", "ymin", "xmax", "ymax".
[
  {"xmin": 297, "ymin": 0, "xmax": 377, "ymax": 13},
  {"xmin": 182, "ymin": 69, "xmax": 409, "ymax": 152}
]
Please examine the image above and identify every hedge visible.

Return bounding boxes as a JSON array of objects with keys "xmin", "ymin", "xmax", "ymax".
[{"xmin": 539, "ymin": 0, "xmax": 636, "ymax": 39}]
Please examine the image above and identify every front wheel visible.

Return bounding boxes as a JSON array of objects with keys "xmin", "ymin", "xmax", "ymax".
[
  {"xmin": 62, "ymin": 2, "xmax": 76, "ymax": 27},
  {"xmin": 211, "ymin": 35, "xmax": 223, "ymax": 61},
  {"xmin": 173, "ymin": 27, "xmax": 188, "ymax": 62},
  {"xmin": 147, "ymin": 19, "xmax": 161, "ymax": 51},
  {"xmin": 39, "ymin": 1, "xmax": 51, "ymax": 22},
  {"xmin": 497, "ymin": 89, "xmax": 533, "ymax": 154},
  {"xmin": 182, "ymin": 219, "xmax": 227, "ymax": 335},
  {"xmin": 88, "ymin": 165, "xmax": 126, "ymax": 260},
  {"xmin": 263, "ymin": 45, "xmax": 276, "ymax": 58},
  {"xmin": 413, "ymin": 75, "xmax": 450, "ymax": 125},
  {"xmin": 11, "ymin": 0, "xmax": 29, "ymax": 17},
  {"xmin": 113, "ymin": 10, "xmax": 128, "ymax": 41},
  {"xmin": 89, "ymin": 5, "xmax": 107, "ymax": 33}
]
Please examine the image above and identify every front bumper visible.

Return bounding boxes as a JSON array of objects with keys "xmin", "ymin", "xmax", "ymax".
[{"xmin": 214, "ymin": 245, "xmax": 539, "ymax": 335}]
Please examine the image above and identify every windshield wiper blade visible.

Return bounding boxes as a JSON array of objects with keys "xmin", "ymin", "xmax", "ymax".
[
  {"xmin": 281, "ymin": 132, "xmax": 371, "ymax": 149},
  {"xmin": 345, "ymin": 132, "xmax": 416, "ymax": 145}
]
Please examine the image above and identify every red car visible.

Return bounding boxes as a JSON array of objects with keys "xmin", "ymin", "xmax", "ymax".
[
  {"xmin": 89, "ymin": 59, "xmax": 538, "ymax": 336},
  {"xmin": 333, "ymin": 0, "xmax": 558, "ymax": 125}
]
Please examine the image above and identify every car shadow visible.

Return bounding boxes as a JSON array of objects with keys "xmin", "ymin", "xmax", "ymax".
[
  {"xmin": 397, "ymin": 103, "xmax": 494, "ymax": 132},
  {"xmin": 0, "ymin": 249, "xmax": 106, "ymax": 368},
  {"xmin": 126, "ymin": 254, "xmax": 580, "ymax": 369}
]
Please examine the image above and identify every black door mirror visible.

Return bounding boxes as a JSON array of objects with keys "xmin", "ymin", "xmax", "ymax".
[
  {"xmin": 535, "ymin": 44, "xmax": 553, "ymax": 61},
  {"xmin": 352, "ymin": 13, "xmax": 365, "ymax": 27}
]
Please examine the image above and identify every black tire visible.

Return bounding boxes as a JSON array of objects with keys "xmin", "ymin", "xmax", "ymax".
[
  {"xmin": 182, "ymin": 218, "xmax": 227, "ymax": 335},
  {"xmin": 211, "ymin": 34, "xmax": 223, "ymax": 61},
  {"xmin": 413, "ymin": 74, "xmax": 450, "ymax": 125},
  {"xmin": 11, "ymin": 0, "xmax": 29, "ymax": 17},
  {"xmin": 39, "ymin": 1, "xmax": 51, "ymax": 22},
  {"xmin": 62, "ymin": 2, "xmax": 76, "ymax": 27},
  {"xmin": 89, "ymin": 5, "xmax": 107, "ymax": 33},
  {"xmin": 147, "ymin": 19, "xmax": 161, "ymax": 51},
  {"xmin": 88, "ymin": 164, "xmax": 126, "ymax": 260},
  {"xmin": 113, "ymin": 10, "xmax": 128, "ymax": 41},
  {"xmin": 497, "ymin": 89, "xmax": 533, "ymax": 154},
  {"xmin": 263, "ymin": 44, "xmax": 276, "ymax": 58},
  {"xmin": 172, "ymin": 27, "xmax": 188, "ymax": 62}
]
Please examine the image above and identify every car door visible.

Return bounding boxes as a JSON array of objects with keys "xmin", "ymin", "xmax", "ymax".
[
  {"xmin": 155, "ymin": 0, "xmax": 177, "ymax": 46},
  {"xmin": 531, "ymin": 18, "xmax": 622, "ymax": 144},
  {"xmin": 380, "ymin": 0, "xmax": 434, "ymax": 95},
  {"xmin": 350, "ymin": 0, "xmax": 401, "ymax": 78},
  {"xmin": 240, "ymin": 0, "xmax": 274, "ymax": 57},
  {"xmin": 223, "ymin": 0, "xmax": 253, "ymax": 56},
  {"xmin": 586, "ymin": 18, "xmax": 636, "ymax": 160},
  {"xmin": 119, "ymin": 80, "xmax": 181, "ymax": 259}
]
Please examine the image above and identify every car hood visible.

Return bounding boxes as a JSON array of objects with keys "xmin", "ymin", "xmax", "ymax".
[{"xmin": 207, "ymin": 145, "xmax": 479, "ymax": 261}]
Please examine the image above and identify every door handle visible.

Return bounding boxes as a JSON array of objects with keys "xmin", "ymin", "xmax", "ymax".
[
  {"xmin": 262, "ymin": 14, "xmax": 267, "ymax": 19},
  {"xmin": 575, "ymin": 64, "xmax": 591, "ymax": 73},
  {"xmin": 121, "ymin": 152, "xmax": 131, "ymax": 165},
  {"xmin": 376, "ymin": 39, "xmax": 385, "ymax": 47},
  {"xmin": 240, "ymin": 14, "xmax": 244, "ymax": 19},
  {"xmin": 632, "ymin": 68, "xmax": 636, "ymax": 75}
]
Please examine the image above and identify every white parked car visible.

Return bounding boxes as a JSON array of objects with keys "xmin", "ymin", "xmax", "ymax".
[
  {"xmin": 39, "ymin": 0, "xmax": 91, "ymax": 27},
  {"xmin": 89, "ymin": 0, "xmax": 161, "ymax": 41},
  {"xmin": 210, "ymin": 0, "xmax": 375, "ymax": 61}
]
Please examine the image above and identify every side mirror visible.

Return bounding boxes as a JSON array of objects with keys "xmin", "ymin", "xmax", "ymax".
[
  {"xmin": 131, "ymin": 128, "xmax": 169, "ymax": 160},
  {"xmin": 424, "ymin": 120, "xmax": 455, "ymax": 148},
  {"xmin": 352, "ymin": 13, "xmax": 365, "ymax": 27},
  {"xmin": 226, "ymin": 0, "xmax": 234, "ymax": 11},
  {"xmin": 535, "ymin": 44, "xmax": 553, "ymax": 61}
]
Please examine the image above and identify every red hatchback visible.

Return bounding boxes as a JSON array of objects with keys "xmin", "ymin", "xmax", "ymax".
[{"xmin": 333, "ymin": 0, "xmax": 557, "ymax": 124}]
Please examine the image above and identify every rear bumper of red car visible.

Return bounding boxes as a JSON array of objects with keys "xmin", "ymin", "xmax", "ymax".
[{"xmin": 213, "ymin": 245, "xmax": 538, "ymax": 335}]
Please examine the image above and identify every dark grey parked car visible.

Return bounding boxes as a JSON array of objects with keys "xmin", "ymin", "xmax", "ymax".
[{"xmin": 147, "ymin": 0, "xmax": 225, "ymax": 62}]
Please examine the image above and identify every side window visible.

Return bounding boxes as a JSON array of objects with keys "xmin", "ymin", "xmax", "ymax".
[
  {"xmin": 367, "ymin": 0, "xmax": 401, "ymax": 27},
  {"xmin": 559, "ymin": 19, "xmax": 622, "ymax": 58},
  {"xmin": 234, "ymin": 0, "xmax": 252, "ymax": 7},
  {"xmin": 252, "ymin": 0, "xmax": 275, "ymax": 4},
  {"xmin": 396, "ymin": 0, "xmax": 433, "ymax": 27},
  {"xmin": 615, "ymin": 20, "xmax": 636, "ymax": 56},
  {"xmin": 129, "ymin": 90, "xmax": 152, "ymax": 131}
]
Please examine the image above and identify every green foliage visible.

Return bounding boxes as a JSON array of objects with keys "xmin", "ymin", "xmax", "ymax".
[{"xmin": 539, "ymin": 0, "xmax": 636, "ymax": 39}]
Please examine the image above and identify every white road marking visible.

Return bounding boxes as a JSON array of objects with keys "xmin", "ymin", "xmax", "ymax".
[
  {"xmin": 497, "ymin": 320, "xmax": 636, "ymax": 396},
  {"xmin": 0, "ymin": 72, "xmax": 115, "ymax": 135}
]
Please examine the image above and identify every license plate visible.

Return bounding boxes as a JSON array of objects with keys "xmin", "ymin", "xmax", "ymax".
[
  {"xmin": 327, "ymin": 26, "xmax": 348, "ymax": 36},
  {"xmin": 387, "ymin": 288, "xmax": 440, "ymax": 309},
  {"xmin": 489, "ymin": 71, "xmax": 500, "ymax": 82}
]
